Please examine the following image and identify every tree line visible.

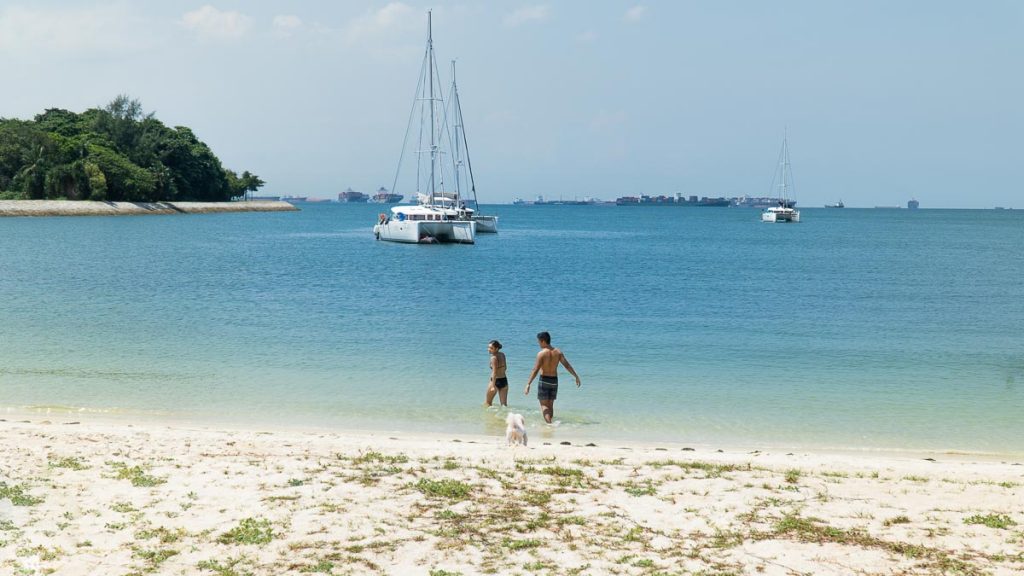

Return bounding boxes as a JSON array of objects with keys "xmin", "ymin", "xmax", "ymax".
[{"xmin": 0, "ymin": 96, "xmax": 263, "ymax": 202}]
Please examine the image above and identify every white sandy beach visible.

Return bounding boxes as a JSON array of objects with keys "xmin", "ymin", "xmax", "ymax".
[
  {"xmin": 0, "ymin": 200, "xmax": 297, "ymax": 217},
  {"xmin": 1, "ymin": 415, "xmax": 1022, "ymax": 575}
]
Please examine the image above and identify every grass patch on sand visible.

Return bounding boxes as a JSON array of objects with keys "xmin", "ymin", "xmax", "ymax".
[
  {"xmin": 0, "ymin": 482, "xmax": 43, "ymax": 506},
  {"xmin": 415, "ymin": 478, "xmax": 471, "ymax": 500},
  {"xmin": 771, "ymin": 513, "xmax": 985, "ymax": 574},
  {"xmin": 133, "ymin": 546, "xmax": 179, "ymax": 568},
  {"xmin": 621, "ymin": 480, "xmax": 657, "ymax": 497},
  {"xmin": 299, "ymin": 559, "xmax": 334, "ymax": 573},
  {"xmin": 111, "ymin": 502, "xmax": 138, "ymax": 513},
  {"xmin": 217, "ymin": 518, "xmax": 275, "ymax": 545},
  {"xmin": 136, "ymin": 526, "xmax": 186, "ymax": 544},
  {"xmin": 648, "ymin": 460, "xmax": 740, "ymax": 478},
  {"xmin": 109, "ymin": 462, "xmax": 166, "ymax": 487},
  {"xmin": 522, "ymin": 491, "xmax": 552, "ymax": 506},
  {"xmin": 197, "ymin": 557, "xmax": 253, "ymax": 576},
  {"xmin": 349, "ymin": 451, "xmax": 409, "ymax": 465},
  {"xmin": 538, "ymin": 465, "xmax": 584, "ymax": 478},
  {"xmin": 48, "ymin": 455, "xmax": 89, "ymax": 470},
  {"xmin": 964, "ymin": 514, "xmax": 1017, "ymax": 529},
  {"xmin": 503, "ymin": 538, "xmax": 541, "ymax": 550}
]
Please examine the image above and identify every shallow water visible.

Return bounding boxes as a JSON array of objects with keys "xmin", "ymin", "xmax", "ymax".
[{"xmin": 2, "ymin": 204, "xmax": 1022, "ymax": 453}]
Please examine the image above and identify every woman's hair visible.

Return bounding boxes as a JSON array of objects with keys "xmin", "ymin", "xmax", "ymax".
[{"xmin": 489, "ymin": 339, "xmax": 502, "ymax": 350}]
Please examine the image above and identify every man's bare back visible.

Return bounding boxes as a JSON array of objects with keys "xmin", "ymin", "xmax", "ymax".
[{"xmin": 536, "ymin": 347, "xmax": 564, "ymax": 377}]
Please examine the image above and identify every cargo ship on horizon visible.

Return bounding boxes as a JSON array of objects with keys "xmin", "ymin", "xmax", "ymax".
[
  {"xmin": 616, "ymin": 194, "xmax": 730, "ymax": 207},
  {"xmin": 338, "ymin": 187, "xmax": 369, "ymax": 203},
  {"xmin": 372, "ymin": 186, "xmax": 404, "ymax": 204},
  {"xmin": 733, "ymin": 196, "xmax": 797, "ymax": 209}
]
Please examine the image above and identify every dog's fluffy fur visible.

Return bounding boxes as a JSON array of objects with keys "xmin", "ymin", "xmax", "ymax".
[{"xmin": 505, "ymin": 413, "xmax": 527, "ymax": 446}]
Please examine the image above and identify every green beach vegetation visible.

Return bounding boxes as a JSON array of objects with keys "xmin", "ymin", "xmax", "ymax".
[{"xmin": 0, "ymin": 96, "xmax": 263, "ymax": 202}]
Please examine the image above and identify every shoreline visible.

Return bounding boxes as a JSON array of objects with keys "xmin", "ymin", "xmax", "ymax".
[
  {"xmin": 0, "ymin": 199, "xmax": 298, "ymax": 217},
  {"xmin": 1, "ymin": 416, "xmax": 1022, "ymax": 574},
  {"xmin": 4, "ymin": 405, "xmax": 1023, "ymax": 462},
  {"xmin": 4, "ymin": 409, "xmax": 1024, "ymax": 466}
]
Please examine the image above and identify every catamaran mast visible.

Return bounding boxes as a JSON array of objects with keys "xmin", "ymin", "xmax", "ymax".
[
  {"xmin": 780, "ymin": 131, "xmax": 788, "ymax": 203},
  {"xmin": 450, "ymin": 60, "xmax": 479, "ymax": 209},
  {"xmin": 451, "ymin": 60, "xmax": 461, "ymax": 204},
  {"xmin": 428, "ymin": 11, "xmax": 436, "ymax": 204}
]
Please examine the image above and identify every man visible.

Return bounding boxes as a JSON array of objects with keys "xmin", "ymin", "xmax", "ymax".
[{"xmin": 524, "ymin": 331, "xmax": 581, "ymax": 424}]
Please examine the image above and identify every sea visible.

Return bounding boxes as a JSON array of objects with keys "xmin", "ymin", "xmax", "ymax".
[{"xmin": 2, "ymin": 204, "xmax": 1022, "ymax": 455}]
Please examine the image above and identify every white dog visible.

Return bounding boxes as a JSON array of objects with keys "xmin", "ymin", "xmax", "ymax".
[{"xmin": 505, "ymin": 413, "xmax": 528, "ymax": 446}]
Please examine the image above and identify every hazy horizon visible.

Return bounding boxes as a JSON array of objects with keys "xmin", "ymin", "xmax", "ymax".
[{"xmin": 1, "ymin": 1, "xmax": 1021, "ymax": 208}]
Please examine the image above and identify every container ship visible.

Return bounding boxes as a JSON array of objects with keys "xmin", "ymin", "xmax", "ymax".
[
  {"xmin": 732, "ymin": 196, "xmax": 797, "ymax": 209},
  {"xmin": 338, "ymin": 188, "xmax": 369, "ymax": 203},
  {"xmin": 372, "ymin": 187, "xmax": 403, "ymax": 204},
  {"xmin": 616, "ymin": 194, "xmax": 730, "ymax": 206}
]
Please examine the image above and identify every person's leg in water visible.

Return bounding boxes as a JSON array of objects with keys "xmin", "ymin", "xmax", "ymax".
[
  {"xmin": 485, "ymin": 384, "xmax": 498, "ymax": 407},
  {"xmin": 498, "ymin": 384, "xmax": 509, "ymax": 406},
  {"xmin": 539, "ymin": 399, "xmax": 554, "ymax": 423}
]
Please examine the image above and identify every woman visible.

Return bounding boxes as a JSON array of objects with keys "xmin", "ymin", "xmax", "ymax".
[{"xmin": 485, "ymin": 340, "xmax": 508, "ymax": 407}]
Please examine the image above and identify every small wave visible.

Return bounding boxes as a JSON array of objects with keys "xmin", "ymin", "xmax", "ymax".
[
  {"xmin": 2, "ymin": 403, "xmax": 171, "ymax": 416},
  {"xmin": 0, "ymin": 367, "xmax": 198, "ymax": 382}
]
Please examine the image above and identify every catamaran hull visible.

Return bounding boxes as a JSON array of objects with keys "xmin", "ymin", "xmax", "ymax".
[
  {"xmin": 473, "ymin": 215, "xmax": 498, "ymax": 234},
  {"xmin": 374, "ymin": 220, "xmax": 475, "ymax": 244},
  {"xmin": 761, "ymin": 210, "xmax": 801, "ymax": 223}
]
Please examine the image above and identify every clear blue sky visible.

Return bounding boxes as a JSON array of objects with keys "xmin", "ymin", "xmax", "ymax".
[{"xmin": 1, "ymin": 1, "xmax": 1021, "ymax": 207}]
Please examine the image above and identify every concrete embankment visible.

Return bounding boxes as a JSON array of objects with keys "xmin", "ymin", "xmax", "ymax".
[{"xmin": 0, "ymin": 200, "xmax": 298, "ymax": 217}]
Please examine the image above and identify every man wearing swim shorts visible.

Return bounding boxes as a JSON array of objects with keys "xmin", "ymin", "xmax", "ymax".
[{"xmin": 524, "ymin": 331, "xmax": 582, "ymax": 424}]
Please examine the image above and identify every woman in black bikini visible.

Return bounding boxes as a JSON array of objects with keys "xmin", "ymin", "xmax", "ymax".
[{"xmin": 485, "ymin": 340, "xmax": 509, "ymax": 407}]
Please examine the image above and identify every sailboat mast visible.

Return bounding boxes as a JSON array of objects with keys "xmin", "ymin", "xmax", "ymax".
[
  {"xmin": 427, "ymin": 11, "xmax": 436, "ymax": 203},
  {"xmin": 451, "ymin": 60, "xmax": 461, "ymax": 203},
  {"xmin": 451, "ymin": 62, "xmax": 479, "ymax": 208},
  {"xmin": 781, "ymin": 135, "xmax": 788, "ymax": 202}
]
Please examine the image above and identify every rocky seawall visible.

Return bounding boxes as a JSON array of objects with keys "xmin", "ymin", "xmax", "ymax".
[{"xmin": 0, "ymin": 200, "xmax": 298, "ymax": 217}]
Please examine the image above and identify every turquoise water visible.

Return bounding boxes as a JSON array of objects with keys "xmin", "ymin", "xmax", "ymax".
[{"xmin": 1, "ymin": 205, "xmax": 1022, "ymax": 453}]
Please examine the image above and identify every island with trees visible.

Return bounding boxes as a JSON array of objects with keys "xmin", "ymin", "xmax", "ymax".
[{"xmin": 0, "ymin": 96, "xmax": 293, "ymax": 216}]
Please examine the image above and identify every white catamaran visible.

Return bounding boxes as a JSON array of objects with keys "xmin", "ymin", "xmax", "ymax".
[
  {"xmin": 374, "ymin": 12, "xmax": 476, "ymax": 244},
  {"xmin": 761, "ymin": 132, "xmax": 801, "ymax": 223}
]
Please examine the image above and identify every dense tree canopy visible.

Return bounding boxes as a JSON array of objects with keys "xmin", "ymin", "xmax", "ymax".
[{"xmin": 0, "ymin": 96, "xmax": 263, "ymax": 202}]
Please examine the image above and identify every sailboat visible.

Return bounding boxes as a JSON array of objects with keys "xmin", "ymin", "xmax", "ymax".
[
  {"xmin": 761, "ymin": 132, "xmax": 802, "ymax": 223},
  {"xmin": 448, "ymin": 61, "xmax": 498, "ymax": 233},
  {"xmin": 373, "ymin": 12, "xmax": 475, "ymax": 244}
]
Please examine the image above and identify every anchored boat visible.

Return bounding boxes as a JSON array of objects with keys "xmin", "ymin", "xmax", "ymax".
[
  {"xmin": 373, "ymin": 12, "xmax": 476, "ymax": 244},
  {"xmin": 761, "ymin": 133, "xmax": 802, "ymax": 223}
]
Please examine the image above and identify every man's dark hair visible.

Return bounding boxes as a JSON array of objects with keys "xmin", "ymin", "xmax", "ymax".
[{"xmin": 537, "ymin": 331, "xmax": 551, "ymax": 344}]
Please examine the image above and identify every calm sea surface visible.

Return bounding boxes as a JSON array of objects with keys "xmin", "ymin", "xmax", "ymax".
[{"xmin": 2, "ymin": 204, "xmax": 1022, "ymax": 453}]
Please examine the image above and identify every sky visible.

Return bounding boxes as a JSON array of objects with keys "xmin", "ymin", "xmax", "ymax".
[{"xmin": 1, "ymin": 1, "xmax": 1021, "ymax": 208}]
